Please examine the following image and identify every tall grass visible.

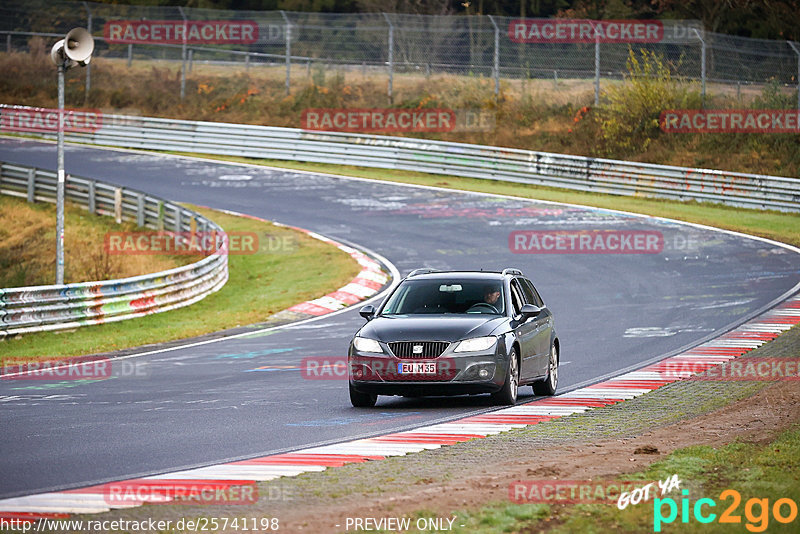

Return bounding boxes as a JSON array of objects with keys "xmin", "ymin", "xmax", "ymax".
[
  {"xmin": 1, "ymin": 43, "xmax": 798, "ymax": 177},
  {"xmin": 0, "ymin": 196, "xmax": 193, "ymax": 287}
]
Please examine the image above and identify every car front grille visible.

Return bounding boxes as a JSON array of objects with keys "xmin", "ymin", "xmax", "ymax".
[{"xmin": 389, "ymin": 341, "xmax": 450, "ymax": 359}]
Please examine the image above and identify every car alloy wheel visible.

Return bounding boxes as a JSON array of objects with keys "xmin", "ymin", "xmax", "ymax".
[
  {"xmin": 492, "ymin": 347, "xmax": 519, "ymax": 405},
  {"xmin": 533, "ymin": 343, "xmax": 558, "ymax": 396}
]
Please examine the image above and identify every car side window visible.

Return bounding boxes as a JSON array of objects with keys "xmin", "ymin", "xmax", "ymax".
[
  {"xmin": 509, "ymin": 280, "xmax": 524, "ymax": 316},
  {"xmin": 521, "ymin": 278, "xmax": 543, "ymax": 307},
  {"xmin": 517, "ymin": 278, "xmax": 536, "ymax": 305}
]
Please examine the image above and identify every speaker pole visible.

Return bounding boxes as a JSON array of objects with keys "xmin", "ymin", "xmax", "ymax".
[
  {"xmin": 51, "ymin": 27, "xmax": 93, "ymax": 285},
  {"xmin": 56, "ymin": 59, "xmax": 65, "ymax": 285}
]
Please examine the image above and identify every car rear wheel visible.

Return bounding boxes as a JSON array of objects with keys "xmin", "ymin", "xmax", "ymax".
[
  {"xmin": 491, "ymin": 347, "xmax": 519, "ymax": 405},
  {"xmin": 349, "ymin": 384, "xmax": 378, "ymax": 407},
  {"xmin": 532, "ymin": 342, "xmax": 558, "ymax": 396}
]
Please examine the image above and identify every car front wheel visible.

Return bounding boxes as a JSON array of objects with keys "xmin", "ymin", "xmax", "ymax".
[
  {"xmin": 532, "ymin": 342, "xmax": 558, "ymax": 396},
  {"xmin": 491, "ymin": 347, "xmax": 519, "ymax": 405},
  {"xmin": 349, "ymin": 384, "xmax": 377, "ymax": 407}
]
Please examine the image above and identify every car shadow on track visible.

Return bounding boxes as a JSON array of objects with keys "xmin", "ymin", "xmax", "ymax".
[{"xmin": 370, "ymin": 391, "xmax": 538, "ymax": 409}]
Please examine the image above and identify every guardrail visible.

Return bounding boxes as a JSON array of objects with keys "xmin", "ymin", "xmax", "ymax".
[
  {"xmin": 2, "ymin": 105, "xmax": 800, "ymax": 212},
  {"xmin": 0, "ymin": 160, "xmax": 228, "ymax": 336}
]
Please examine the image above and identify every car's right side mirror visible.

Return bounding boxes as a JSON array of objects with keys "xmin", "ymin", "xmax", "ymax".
[
  {"xmin": 359, "ymin": 305, "xmax": 376, "ymax": 321},
  {"xmin": 520, "ymin": 303, "xmax": 542, "ymax": 320}
]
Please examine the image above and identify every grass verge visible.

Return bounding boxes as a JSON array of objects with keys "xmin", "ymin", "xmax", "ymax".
[
  {"xmin": 0, "ymin": 194, "xmax": 193, "ymax": 287},
  {"xmin": 0, "ymin": 204, "xmax": 360, "ymax": 360},
  {"xmin": 170, "ymin": 153, "xmax": 800, "ymax": 249},
  {"xmin": 447, "ymin": 424, "xmax": 800, "ymax": 534}
]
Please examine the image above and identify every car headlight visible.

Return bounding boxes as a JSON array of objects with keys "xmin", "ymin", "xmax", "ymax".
[
  {"xmin": 353, "ymin": 337, "xmax": 383, "ymax": 353},
  {"xmin": 454, "ymin": 336, "xmax": 497, "ymax": 353}
]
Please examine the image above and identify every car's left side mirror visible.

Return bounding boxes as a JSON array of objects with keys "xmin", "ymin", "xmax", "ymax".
[
  {"xmin": 359, "ymin": 305, "xmax": 376, "ymax": 321},
  {"xmin": 520, "ymin": 303, "xmax": 542, "ymax": 320}
]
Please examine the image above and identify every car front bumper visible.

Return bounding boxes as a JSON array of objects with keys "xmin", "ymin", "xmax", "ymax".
[{"xmin": 348, "ymin": 347, "xmax": 509, "ymax": 397}]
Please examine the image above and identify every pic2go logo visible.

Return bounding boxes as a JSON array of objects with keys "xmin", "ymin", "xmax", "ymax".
[{"xmin": 654, "ymin": 489, "xmax": 798, "ymax": 532}]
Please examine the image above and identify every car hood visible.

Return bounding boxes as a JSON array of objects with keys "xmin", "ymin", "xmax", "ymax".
[{"xmin": 357, "ymin": 315, "xmax": 507, "ymax": 343}]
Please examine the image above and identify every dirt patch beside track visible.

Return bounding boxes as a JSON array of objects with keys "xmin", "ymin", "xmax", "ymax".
[{"xmin": 275, "ymin": 379, "xmax": 800, "ymax": 533}]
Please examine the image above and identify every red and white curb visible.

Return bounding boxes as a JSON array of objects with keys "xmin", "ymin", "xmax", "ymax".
[
  {"xmin": 2, "ymin": 294, "xmax": 798, "ymax": 522},
  {"xmin": 214, "ymin": 211, "xmax": 389, "ymax": 317},
  {"xmin": 284, "ymin": 229, "xmax": 387, "ymax": 316}
]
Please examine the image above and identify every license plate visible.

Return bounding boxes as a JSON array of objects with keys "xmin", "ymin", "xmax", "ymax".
[{"xmin": 398, "ymin": 362, "xmax": 437, "ymax": 374}]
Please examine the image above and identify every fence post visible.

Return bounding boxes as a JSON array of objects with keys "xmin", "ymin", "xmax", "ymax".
[
  {"xmin": 788, "ymin": 41, "xmax": 800, "ymax": 111},
  {"xmin": 114, "ymin": 188, "xmax": 123, "ymax": 224},
  {"xmin": 88, "ymin": 180, "xmax": 95, "ymax": 214},
  {"xmin": 6, "ymin": 33, "xmax": 10, "ymax": 53},
  {"xmin": 127, "ymin": 43, "xmax": 133, "ymax": 67},
  {"xmin": 27, "ymin": 168, "xmax": 35, "ymax": 203},
  {"xmin": 553, "ymin": 70, "xmax": 558, "ymax": 90},
  {"xmin": 178, "ymin": 7, "xmax": 187, "ymax": 100},
  {"xmin": 488, "ymin": 15, "xmax": 500, "ymax": 97},
  {"xmin": 245, "ymin": 52, "xmax": 250, "ymax": 71},
  {"xmin": 83, "ymin": 2, "xmax": 92, "ymax": 104},
  {"xmin": 280, "ymin": 11, "xmax": 291, "ymax": 96},
  {"xmin": 594, "ymin": 22, "xmax": 600, "ymax": 106},
  {"xmin": 188, "ymin": 49, "xmax": 193, "ymax": 72},
  {"xmin": 137, "ymin": 193, "xmax": 145, "ymax": 227},
  {"xmin": 693, "ymin": 29, "xmax": 706, "ymax": 108},
  {"xmin": 383, "ymin": 13, "xmax": 394, "ymax": 104}
]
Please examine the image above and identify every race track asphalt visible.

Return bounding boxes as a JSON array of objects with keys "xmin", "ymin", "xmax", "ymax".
[{"xmin": 1, "ymin": 138, "xmax": 798, "ymax": 498}]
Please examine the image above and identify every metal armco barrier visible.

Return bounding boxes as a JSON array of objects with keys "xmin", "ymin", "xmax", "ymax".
[
  {"xmin": 0, "ymin": 160, "xmax": 228, "ymax": 336},
  {"xmin": 1, "ymin": 105, "xmax": 797, "ymax": 212}
]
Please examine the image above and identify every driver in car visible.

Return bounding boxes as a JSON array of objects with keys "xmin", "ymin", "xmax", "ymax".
[
  {"xmin": 483, "ymin": 286, "xmax": 501, "ymax": 308},
  {"xmin": 467, "ymin": 284, "xmax": 503, "ymax": 314}
]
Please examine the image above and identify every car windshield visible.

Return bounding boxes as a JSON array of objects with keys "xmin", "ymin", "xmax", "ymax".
[{"xmin": 381, "ymin": 279, "xmax": 505, "ymax": 315}]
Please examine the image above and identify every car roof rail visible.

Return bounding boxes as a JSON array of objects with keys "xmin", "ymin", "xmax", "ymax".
[
  {"xmin": 501, "ymin": 268, "xmax": 524, "ymax": 276},
  {"xmin": 407, "ymin": 268, "xmax": 440, "ymax": 278}
]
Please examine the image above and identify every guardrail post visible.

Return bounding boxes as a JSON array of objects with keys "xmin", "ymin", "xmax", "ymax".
[
  {"xmin": 127, "ymin": 44, "xmax": 133, "ymax": 67},
  {"xmin": 157, "ymin": 200, "xmax": 164, "ymax": 230},
  {"xmin": 114, "ymin": 187, "xmax": 122, "ymax": 223},
  {"xmin": 280, "ymin": 11, "xmax": 292, "ymax": 96},
  {"xmin": 693, "ymin": 29, "xmax": 706, "ymax": 108},
  {"xmin": 487, "ymin": 15, "xmax": 500, "ymax": 97},
  {"xmin": 383, "ymin": 13, "xmax": 394, "ymax": 104},
  {"xmin": 174, "ymin": 206, "xmax": 182, "ymax": 232},
  {"xmin": 788, "ymin": 41, "xmax": 800, "ymax": 111},
  {"xmin": 5, "ymin": 33, "xmax": 10, "ymax": 53},
  {"xmin": 88, "ymin": 180, "xmax": 95, "ymax": 214},
  {"xmin": 136, "ymin": 192, "xmax": 145, "ymax": 227},
  {"xmin": 26, "ymin": 168, "xmax": 35, "ymax": 203},
  {"xmin": 245, "ymin": 52, "xmax": 250, "ymax": 71}
]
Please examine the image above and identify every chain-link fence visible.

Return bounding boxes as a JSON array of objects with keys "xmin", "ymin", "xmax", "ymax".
[{"xmin": 1, "ymin": 0, "xmax": 799, "ymax": 106}]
